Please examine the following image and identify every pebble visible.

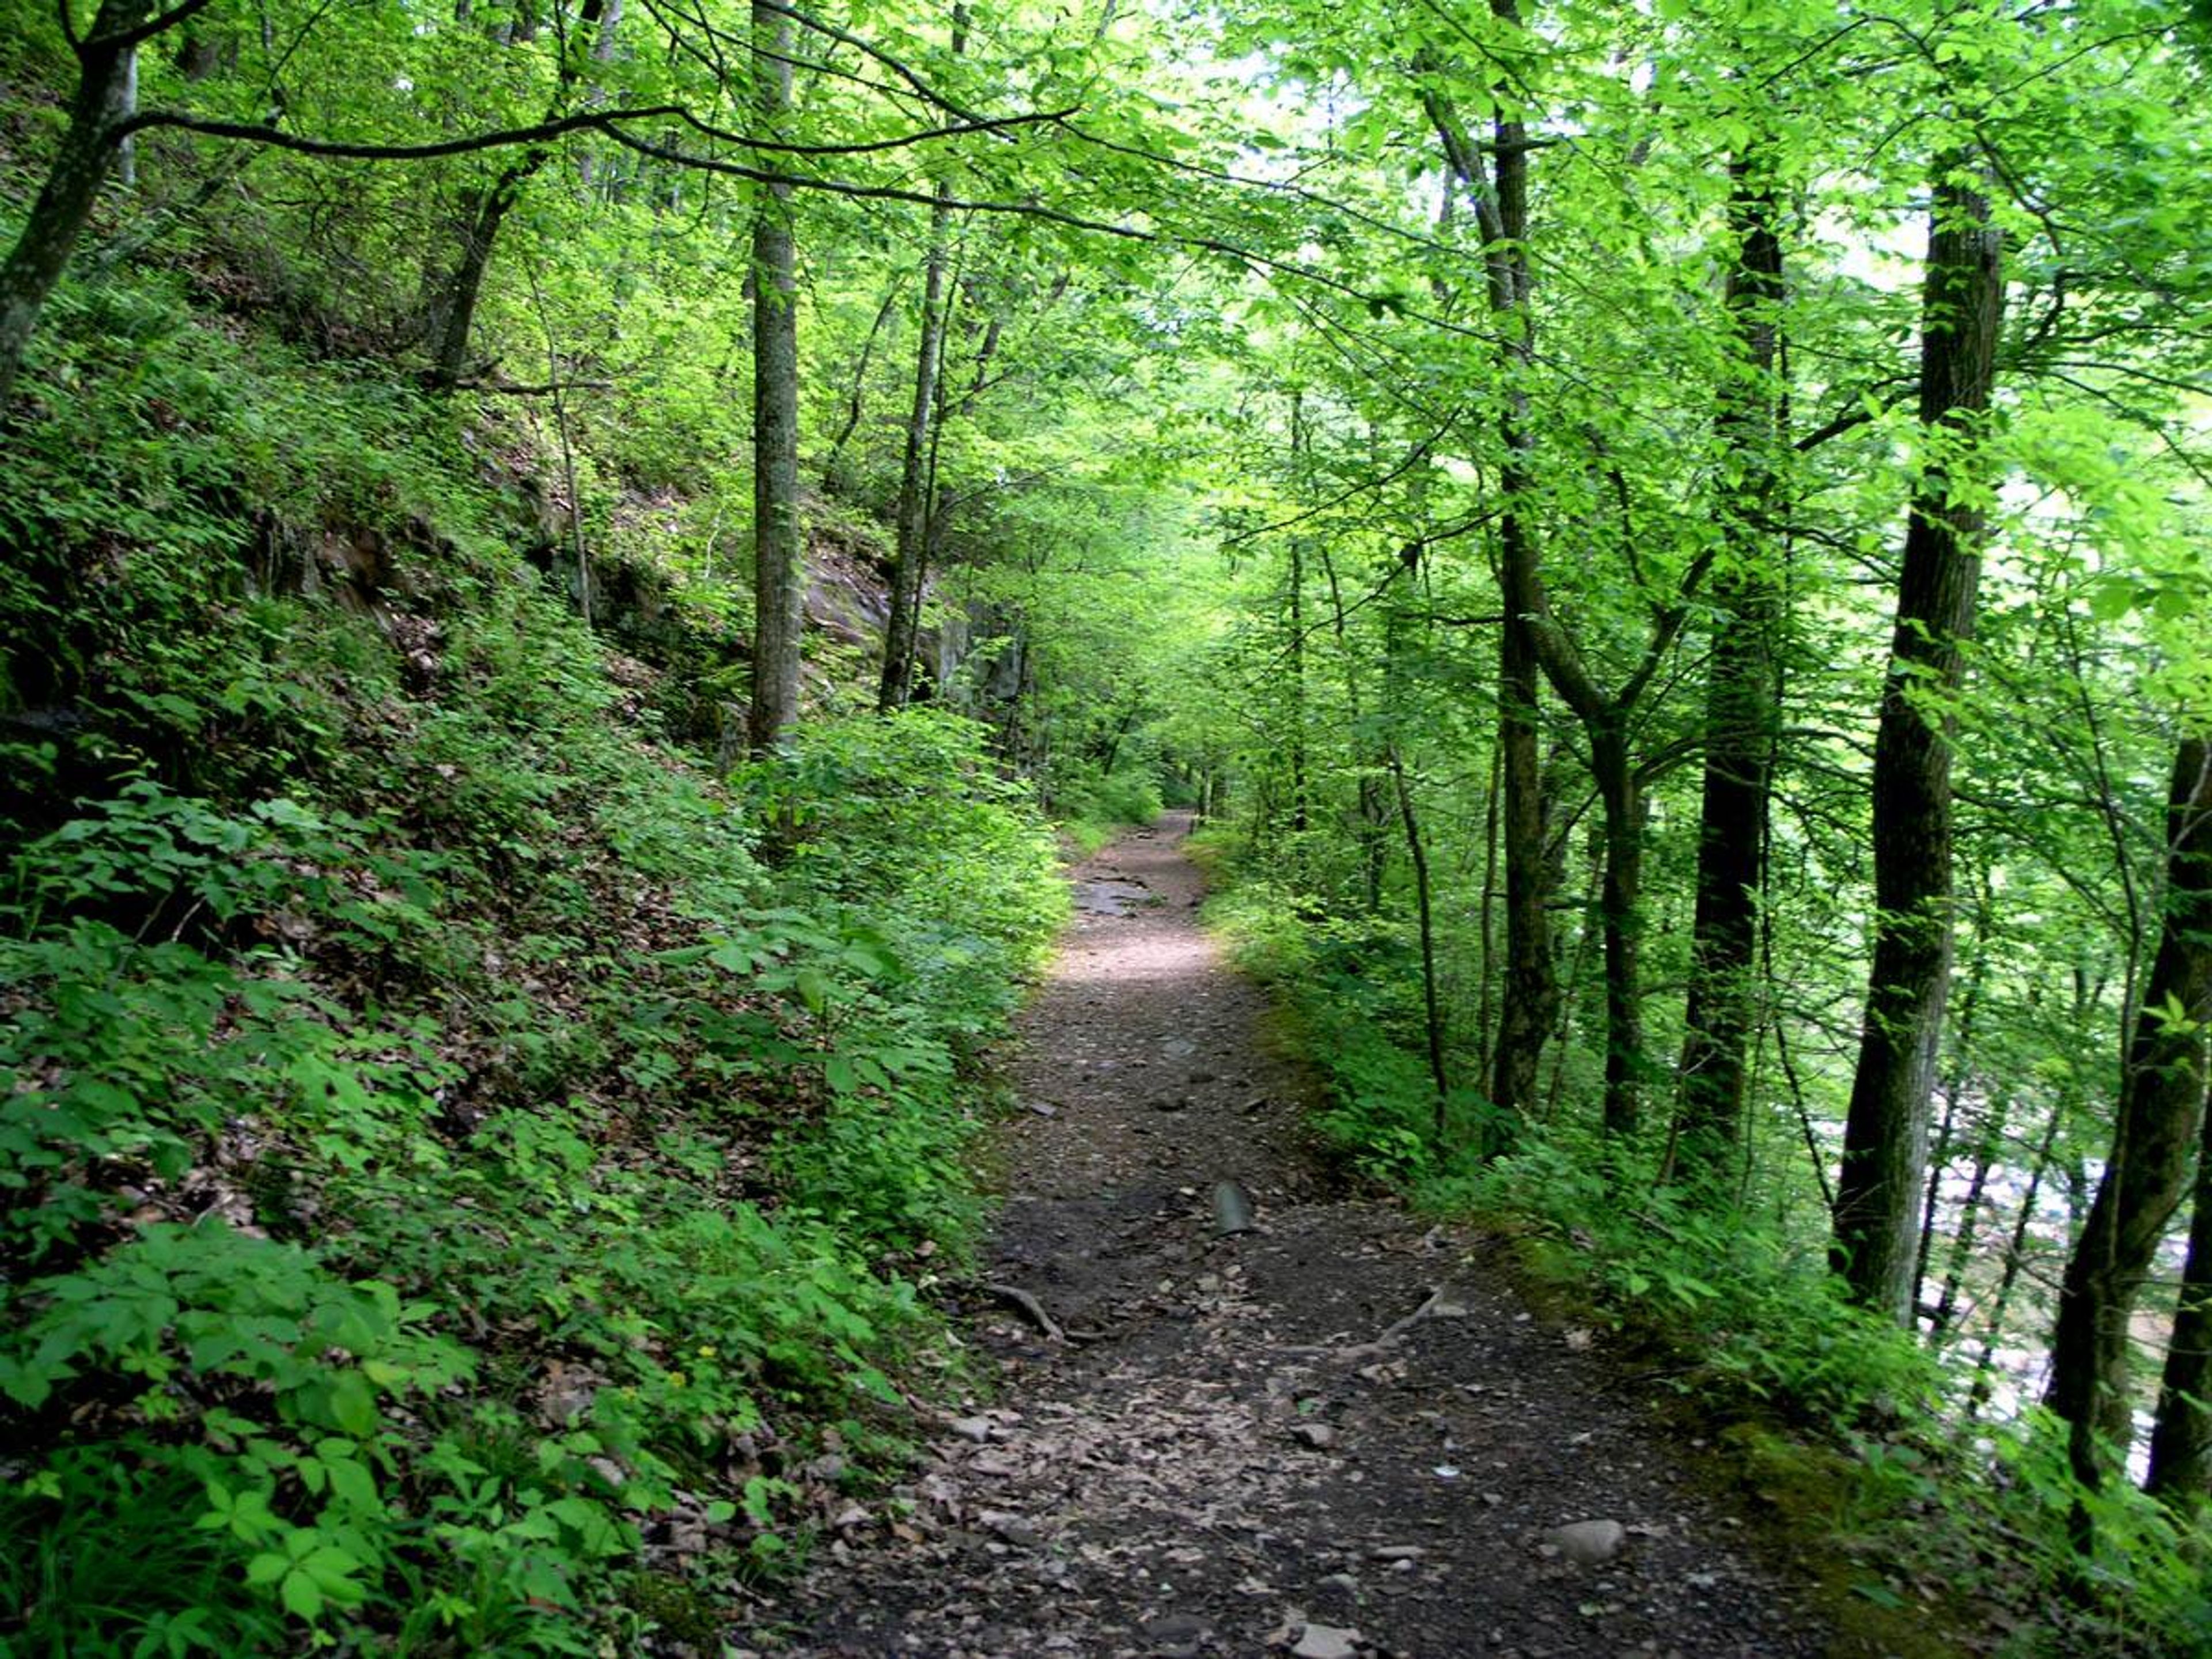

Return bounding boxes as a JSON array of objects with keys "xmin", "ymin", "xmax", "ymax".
[
  {"xmin": 1548, "ymin": 1519, "xmax": 1627, "ymax": 1565},
  {"xmin": 1143, "ymin": 1612, "xmax": 1211, "ymax": 1657},
  {"xmin": 1293, "ymin": 1624, "xmax": 1362, "ymax": 1659}
]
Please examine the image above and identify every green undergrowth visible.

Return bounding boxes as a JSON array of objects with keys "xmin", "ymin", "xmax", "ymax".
[
  {"xmin": 1047, "ymin": 763, "xmax": 1166, "ymax": 859},
  {"xmin": 1192, "ymin": 829, "xmax": 2212, "ymax": 1658},
  {"xmin": 1, "ymin": 269, "xmax": 1064, "ymax": 1653}
]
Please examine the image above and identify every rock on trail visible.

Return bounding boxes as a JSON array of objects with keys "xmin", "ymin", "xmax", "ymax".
[{"xmin": 772, "ymin": 813, "xmax": 1832, "ymax": 1658}]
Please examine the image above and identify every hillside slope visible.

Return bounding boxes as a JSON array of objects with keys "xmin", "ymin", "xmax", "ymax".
[{"xmin": 0, "ymin": 263, "xmax": 1068, "ymax": 1653}]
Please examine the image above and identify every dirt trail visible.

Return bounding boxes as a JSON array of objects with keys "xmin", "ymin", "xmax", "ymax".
[{"xmin": 776, "ymin": 815, "xmax": 1832, "ymax": 1658}]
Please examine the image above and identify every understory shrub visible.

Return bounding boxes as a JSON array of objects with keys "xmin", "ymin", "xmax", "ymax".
[
  {"xmin": 1194, "ymin": 821, "xmax": 2212, "ymax": 1657},
  {"xmin": 0, "ymin": 287, "xmax": 1064, "ymax": 1650}
]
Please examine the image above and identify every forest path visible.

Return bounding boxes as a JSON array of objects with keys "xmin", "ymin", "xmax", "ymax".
[{"xmin": 773, "ymin": 815, "xmax": 1832, "ymax": 1659}]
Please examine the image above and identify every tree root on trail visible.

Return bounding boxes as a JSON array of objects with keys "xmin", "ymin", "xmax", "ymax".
[
  {"xmin": 985, "ymin": 1282, "xmax": 1067, "ymax": 1342},
  {"xmin": 1278, "ymin": 1286, "xmax": 1449, "ymax": 1364}
]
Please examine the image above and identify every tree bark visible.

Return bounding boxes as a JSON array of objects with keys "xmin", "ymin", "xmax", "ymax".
[
  {"xmin": 746, "ymin": 0, "xmax": 804, "ymax": 754},
  {"xmin": 429, "ymin": 169, "xmax": 528, "ymax": 387},
  {"xmin": 1832, "ymin": 172, "xmax": 2003, "ymax": 1322},
  {"xmin": 2147, "ymin": 1075, "xmax": 2212, "ymax": 1509},
  {"xmin": 1676, "ymin": 150, "xmax": 1785, "ymax": 1173},
  {"xmin": 425, "ymin": 0, "xmax": 607, "ymax": 389},
  {"xmin": 1419, "ymin": 9, "xmax": 1548, "ymax": 1148},
  {"xmin": 2050, "ymin": 737, "xmax": 2212, "ymax": 1495},
  {"xmin": 0, "ymin": 0, "xmax": 154, "ymax": 406},
  {"xmin": 877, "ymin": 3, "xmax": 965, "ymax": 711}
]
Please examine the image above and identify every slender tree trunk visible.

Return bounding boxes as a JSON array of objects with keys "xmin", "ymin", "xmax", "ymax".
[
  {"xmin": 1832, "ymin": 171, "xmax": 2004, "ymax": 1322},
  {"xmin": 1287, "ymin": 534, "xmax": 1310, "ymax": 838},
  {"xmin": 1283, "ymin": 392, "xmax": 1313, "ymax": 838},
  {"xmin": 1476, "ymin": 737, "xmax": 1503, "ymax": 1093},
  {"xmin": 1929, "ymin": 1091, "xmax": 2004, "ymax": 1338},
  {"xmin": 0, "ymin": 0, "xmax": 153, "ymax": 405},
  {"xmin": 877, "ymin": 209, "xmax": 950, "ymax": 710},
  {"xmin": 429, "ymin": 168, "xmax": 528, "ymax": 387},
  {"xmin": 115, "ymin": 47, "xmax": 138, "ymax": 188},
  {"xmin": 1915, "ymin": 893, "xmax": 1992, "ymax": 1315},
  {"xmin": 746, "ymin": 0, "xmax": 804, "ymax": 754},
  {"xmin": 1677, "ymin": 149, "xmax": 1785, "ymax": 1172},
  {"xmin": 1320, "ymin": 533, "xmax": 1396, "ymax": 914},
  {"xmin": 2147, "ymin": 1077, "xmax": 2212, "ymax": 1508},
  {"xmin": 1967, "ymin": 1090, "xmax": 2067, "ymax": 1419},
  {"xmin": 424, "ymin": 0, "xmax": 603, "ymax": 388},
  {"xmin": 1591, "ymin": 724, "xmax": 1645, "ymax": 1136},
  {"xmin": 820, "ymin": 278, "xmax": 901, "ymax": 491},
  {"xmin": 2049, "ymin": 737, "xmax": 2212, "ymax": 1497},
  {"xmin": 1390, "ymin": 748, "xmax": 1451, "ymax": 1135},
  {"xmin": 877, "ymin": 3, "xmax": 965, "ymax": 711},
  {"xmin": 1422, "ymin": 7, "xmax": 1549, "ymax": 1148}
]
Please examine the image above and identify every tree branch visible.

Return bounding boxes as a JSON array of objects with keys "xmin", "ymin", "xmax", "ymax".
[
  {"xmin": 85, "ymin": 0, "xmax": 217, "ymax": 54},
  {"xmin": 118, "ymin": 101, "xmax": 1066, "ymax": 160},
  {"xmin": 752, "ymin": 0, "xmax": 988, "ymax": 123}
]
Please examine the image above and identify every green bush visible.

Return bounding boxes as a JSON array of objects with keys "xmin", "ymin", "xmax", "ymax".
[{"xmin": 0, "ymin": 274, "xmax": 1065, "ymax": 1649}]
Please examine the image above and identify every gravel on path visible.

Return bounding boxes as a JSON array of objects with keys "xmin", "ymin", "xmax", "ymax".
[{"xmin": 771, "ymin": 813, "xmax": 1838, "ymax": 1659}]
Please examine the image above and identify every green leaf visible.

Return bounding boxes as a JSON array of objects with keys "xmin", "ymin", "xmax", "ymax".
[
  {"xmin": 327, "ymin": 1369, "xmax": 379, "ymax": 1438},
  {"xmin": 280, "ymin": 1567, "xmax": 325, "ymax": 1621}
]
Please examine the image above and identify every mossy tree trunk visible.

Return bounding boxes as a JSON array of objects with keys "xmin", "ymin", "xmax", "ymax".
[{"xmin": 746, "ymin": 0, "xmax": 804, "ymax": 755}]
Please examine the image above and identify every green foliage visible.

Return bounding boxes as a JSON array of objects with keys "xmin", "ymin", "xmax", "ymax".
[
  {"xmin": 1049, "ymin": 759, "xmax": 1166, "ymax": 856},
  {"xmin": 1963, "ymin": 1413, "xmax": 2212, "ymax": 1657},
  {"xmin": 1426, "ymin": 1136, "xmax": 1942, "ymax": 1435},
  {"xmin": 0, "ymin": 263, "xmax": 1062, "ymax": 1649},
  {"xmin": 732, "ymin": 710, "xmax": 1067, "ymax": 1252},
  {"xmin": 1205, "ymin": 872, "xmax": 1453, "ymax": 1180}
]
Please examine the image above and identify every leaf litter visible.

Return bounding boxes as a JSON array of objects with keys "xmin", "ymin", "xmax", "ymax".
[{"xmin": 772, "ymin": 816, "xmax": 1840, "ymax": 1658}]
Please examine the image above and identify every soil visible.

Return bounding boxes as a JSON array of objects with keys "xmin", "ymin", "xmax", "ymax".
[{"xmin": 766, "ymin": 814, "xmax": 1842, "ymax": 1659}]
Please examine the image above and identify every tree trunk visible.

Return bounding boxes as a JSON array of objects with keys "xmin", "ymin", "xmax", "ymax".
[
  {"xmin": 1419, "ymin": 4, "xmax": 1550, "ymax": 1147},
  {"xmin": 876, "ymin": 3, "xmax": 965, "ymax": 711},
  {"xmin": 1676, "ymin": 149, "xmax": 1784, "ymax": 1173},
  {"xmin": 876, "ymin": 210, "xmax": 950, "ymax": 711},
  {"xmin": 1391, "ymin": 748, "xmax": 1452, "ymax": 1135},
  {"xmin": 1968, "ymin": 1089, "xmax": 2067, "ymax": 1418},
  {"xmin": 429, "ymin": 169, "xmax": 527, "ymax": 388},
  {"xmin": 1476, "ymin": 737, "xmax": 1502, "ymax": 1093},
  {"xmin": 2049, "ymin": 737, "xmax": 2212, "ymax": 1496},
  {"xmin": 1832, "ymin": 172, "xmax": 2003, "ymax": 1322},
  {"xmin": 1929, "ymin": 1090, "xmax": 2003, "ymax": 1339},
  {"xmin": 0, "ymin": 0, "xmax": 152, "ymax": 405},
  {"xmin": 2147, "ymin": 1076, "xmax": 2212, "ymax": 1509},
  {"xmin": 1284, "ymin": 392, "xmax": 1313, "ymax": 838},
  {"xmin": 1591, "ymin": 722, "xmax": 1645, "ymax": 1136},
  {"xmin": 745, "ymin": 0, "xmax": 804, "ymax": 754},
  {"xmin": 424, "ymin": 0, "xmax": 603, "ymax": 388},
  {"xmin": 820, "ymin": 278, "xmax": 901, "ymax": 491},
  {"xmin": 1915, "ymin": 893, "xmax": 1992, "ymax": 1316}
]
